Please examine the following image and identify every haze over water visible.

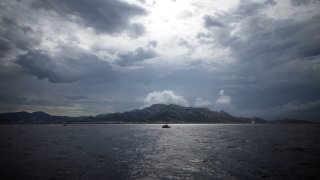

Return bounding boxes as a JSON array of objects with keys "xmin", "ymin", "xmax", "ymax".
[{"xmin": 1, "ymin": 124, "xmax": 319, "ymax": 179}]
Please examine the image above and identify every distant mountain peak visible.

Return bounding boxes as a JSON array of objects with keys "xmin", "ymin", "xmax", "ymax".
[
  {"xmin": 32, "ymin": 111, "xmax": 50, "ymax": 115},
  {"xmin": 96, "ymin": 104, "xmax": 254, "ymax": 123}
]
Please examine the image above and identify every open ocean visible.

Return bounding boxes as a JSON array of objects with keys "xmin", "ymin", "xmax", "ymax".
[{"xmin": 1, "ymin": 124, "xmax": 319, "ymax": 180}]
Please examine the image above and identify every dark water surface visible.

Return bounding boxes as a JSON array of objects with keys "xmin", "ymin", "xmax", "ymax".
[{"xmin": 1, "ymin": 124, "xmax": 320, "ymax": 180}]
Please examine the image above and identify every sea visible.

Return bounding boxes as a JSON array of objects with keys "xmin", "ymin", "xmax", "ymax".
[{"xmin": 0, "ymin": 124, "xmax": 319, "ymax": 180}]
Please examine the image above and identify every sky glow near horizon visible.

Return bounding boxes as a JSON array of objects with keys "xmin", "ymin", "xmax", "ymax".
[{"xmin": 0, "ymin": 0, "xmax": 320, "ymax": 120}]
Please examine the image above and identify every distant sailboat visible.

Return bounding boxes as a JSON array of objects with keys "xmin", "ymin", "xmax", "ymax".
[
  {"xmin": 162, "ymin": 123, "xmax": 170, "ymax": 128},
  {"xmin": 251, "ymin": 119, "xmax": 255, "ymax": 125}
]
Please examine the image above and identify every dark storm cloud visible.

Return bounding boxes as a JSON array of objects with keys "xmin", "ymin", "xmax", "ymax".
[
  {"xmin": 1, "ymin": 18, "xmax": 40, "ymax": 50},
  {"xmin": 201, "ymin": 0, "xmax": 320, "ymax": 86},
  {"xmin": 31, "ymin": 0, "xmax": 147, "ymax": 35},
  {"xmin": 0, "ymin": 16, "xmax": 42, "ymax": 73},
  {"xmin": 117, "ymin": 47, "xmax": 157, "ymax": 66},
  {"xmin": 0, "ymin": 18, "xmax": 41, "ymax": 58},
  {"xmin": 221, "ymin": 17, "xmax": 320, "ymax": 68},
  {"xmin": 197, "ymin": 0, "xmax": 320, "ymax": 120},
  {"xmin": 16, "ymin": 50, "xmax": 116, "ymax": 83},
  {"xmin": 0, "ymin": 37, "xmax": 13, "ymax": 58},
  {"xmin": 0, "ymin": 0, "xmax": 319, "ymax": 120}
]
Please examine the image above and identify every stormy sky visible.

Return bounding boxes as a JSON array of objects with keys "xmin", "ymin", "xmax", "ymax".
[{"xmin": 0, "ymin": 0, "xmax": 319, "ymax": 120}]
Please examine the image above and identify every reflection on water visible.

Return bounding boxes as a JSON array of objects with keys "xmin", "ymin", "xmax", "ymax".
[{"xmin": 0, "ymin": 124, "xmax": 320, "ymax": 179}]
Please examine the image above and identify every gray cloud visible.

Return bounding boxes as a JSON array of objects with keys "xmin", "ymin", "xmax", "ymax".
[
  {"xmin": 148, "ymin": 40, "xmax": 158, "ymax": 48},
  {"xmin": 16, "ymin": 50, "xmax": 116, "ymax": 83},
  {"xmin": 291, "ymin": 0, "xmax": 319, "ymax": 5},
  {"xmin": 233, "ymin": 100, "xmax": 320, "ymax": 120},
  {"xmin": 195, "ymin": 0, "xmax": 320, "ymax": 120},
  {"xmin": 0, "ymin": 18, "xmax": 41, "ymax": 52},
  {"xmin": 66, "ymin": 96, "xmax": 89, "ymax": 100},
  {"xmin": 203, "ymin": 15, "xmax": 224, "ymax": 28},
  {"xmin": 127, "ymin": 23, "xmax": 146, "ymax": 38},
  {"xmin": 117, "ymin": 47, "xmax": 157, "ymax": 67},
  {"xmin": 0, "ymin": 0, "xmax": 320, "ymax": 120},
  {"xmin": 0, "ymin": 17, "xmax": 41, "ymax": 66},
  {"xmin": 0, "ymin": 37, "xmax": 13, "ymax": 58},
  {"xmin": 235, "ymin": 0, "xmax": 266, "ymax": 15},
  {"xmin": 31, "ymin": 0, "xmax": 147, "ymax": 35},
  {"xmin": 201, "ymin": 0, "xmax": 320, "ymax": 89},
  {"xmin": 280, "ymin": 100, "xmax": 320, "ymax": 113},
  {"xmin": 0, "ymin": 94, "xmax": 64, "ymax": 107},
  {"xmin": 0, "ymin": 95, "xmax": 28, "ymax": 105}
]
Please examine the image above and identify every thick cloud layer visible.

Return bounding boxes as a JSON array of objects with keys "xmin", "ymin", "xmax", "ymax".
[
  {"xmin": 31, "ymin": 0, "xmax": 147, "ymax": 34},
  {"xmin": 200, "ymin": 0, "xmax": 320, "ymax": 90},
  {"xmin": 117, "ymin": 47, "xmax": 157, "ymax": 66},
  {"xmin": 17, "ymin": 50, "xmax": 115, "ymax": 83},
  {"xmin": 0, "ymin": 0, "xmax": 319, "ymax": 120}
]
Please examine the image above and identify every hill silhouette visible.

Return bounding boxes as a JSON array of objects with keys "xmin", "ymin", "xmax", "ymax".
[{"xmin": 0, "ymin": 104, "xmax": 314, "ymax": 124}]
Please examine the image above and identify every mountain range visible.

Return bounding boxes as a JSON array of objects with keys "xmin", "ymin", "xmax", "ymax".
[{"xmin": 0, "ymin": 104, "xmax": 314, "ymax": 124}]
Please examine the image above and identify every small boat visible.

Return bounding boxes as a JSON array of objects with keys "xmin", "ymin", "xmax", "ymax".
[{"xmin": 162, "ymin": 123, "xmax": 170, "ymax": 128}]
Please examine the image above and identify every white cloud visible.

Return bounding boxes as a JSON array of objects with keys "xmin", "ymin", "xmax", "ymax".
[
  {"xmin": 193, "ymin": 97, "xmax": 212, "ymax": 107},
  {"xmin": 143, "ymin": 90, "xmax": 189, "ymax": 107},
  {"xmin": 215, "ymin": 90, "xmax": 231, "ymax": 105}
]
